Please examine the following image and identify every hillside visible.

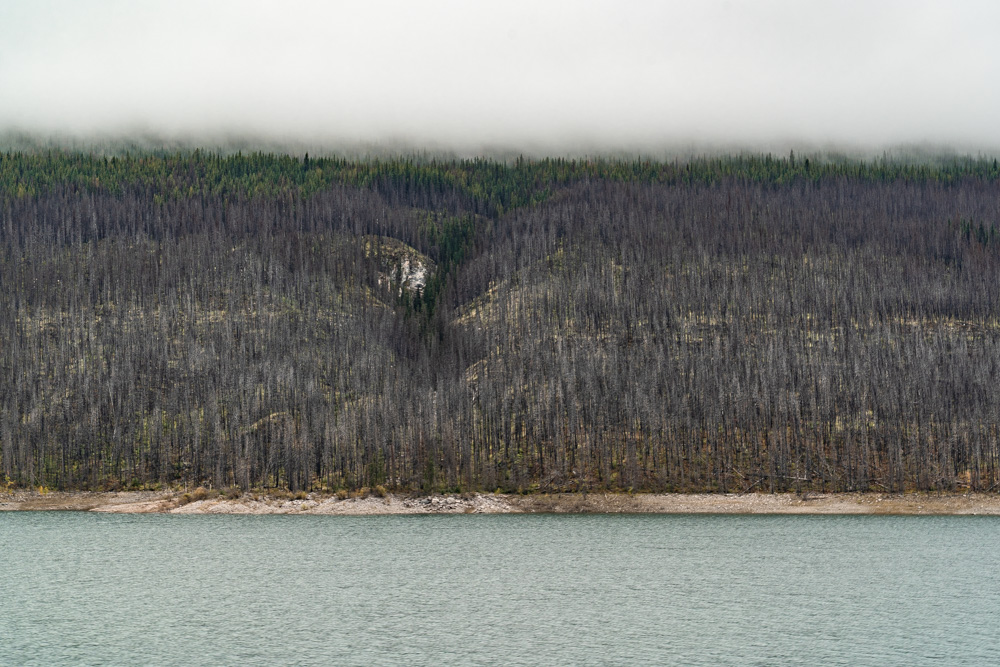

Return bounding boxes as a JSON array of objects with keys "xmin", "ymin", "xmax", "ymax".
[{"xmin": 3, "ymin": 151, "xmax": 1000, "ymax": 493}]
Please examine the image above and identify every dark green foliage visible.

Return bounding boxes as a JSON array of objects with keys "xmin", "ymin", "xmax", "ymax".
[
  {"xmin": 4, "ymin": 149, "xmax": 1000, "ymax": 208},
  {"xmin": 958, "ymin": 218, "xmax": 998, "ymax": 247}
]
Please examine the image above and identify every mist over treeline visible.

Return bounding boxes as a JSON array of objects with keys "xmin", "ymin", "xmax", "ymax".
[
  {"xmin": 3, "ymin": 148, "xmax": 1000, "ymax": 494},
  {"xmin": 6, "ymin": 1, "xmax": 1000, "ymax": 158},
  {"xmin": 5, "ymin": 2, "xmax": 1000, "ymax": 150},
  {"xmin": 2, "ymin": 130, "xmax": 997, "ymax": 165}
]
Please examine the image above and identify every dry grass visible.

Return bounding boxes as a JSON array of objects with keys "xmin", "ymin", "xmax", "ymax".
[{"xmin": 179, "ymin": 486, "xmax": 210, "ymax": 505}]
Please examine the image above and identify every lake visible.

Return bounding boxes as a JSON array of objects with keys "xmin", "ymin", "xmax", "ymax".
[{"xmin": 2, "ymin": 513, "xmax": 998, "ymax": 666}]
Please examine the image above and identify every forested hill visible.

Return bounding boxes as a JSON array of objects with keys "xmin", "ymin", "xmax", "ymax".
[{"xmin": 3, "ymin": 150, "xmax": 1000, "ymax": 494}]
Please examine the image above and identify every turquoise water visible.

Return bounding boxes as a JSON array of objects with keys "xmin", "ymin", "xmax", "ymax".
[{"xmin": 2, "ymin": 513, "xmax": 998, "ymax": 666}]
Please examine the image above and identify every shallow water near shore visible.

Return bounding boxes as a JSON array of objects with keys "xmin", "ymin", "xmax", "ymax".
[{"xmin": 3, "ymin": 513, "xmax": 999, "ymax": 666}]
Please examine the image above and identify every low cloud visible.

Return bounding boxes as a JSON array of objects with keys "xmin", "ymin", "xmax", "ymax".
[{"xmin": 2, "ymin": 0, "xmax": 999, "ymax": 155}]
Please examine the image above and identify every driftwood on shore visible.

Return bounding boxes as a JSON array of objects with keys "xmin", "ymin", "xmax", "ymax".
[{"xmin": 3, "ymin": 491, "xmax": 1000, "ymax": 516}]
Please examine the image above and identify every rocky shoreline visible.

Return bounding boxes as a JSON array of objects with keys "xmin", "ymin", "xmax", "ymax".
[{"xmin": 3, "ymin": 490, "xmax": 1000, "ymax": 515}]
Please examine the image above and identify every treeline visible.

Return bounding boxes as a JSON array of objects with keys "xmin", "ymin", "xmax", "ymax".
[
  {"xmin": 5, "ymin": 150, "xmax": 1000, "ymax": 211},
  {"xmin": 2, "ymin": 151, "xmax": 1000, "ymax": 493}
]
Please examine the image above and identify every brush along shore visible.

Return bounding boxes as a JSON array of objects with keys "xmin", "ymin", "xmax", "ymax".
[{"xmin": 3, "ymin": 490, "xmax": 1000, "ymax": 515}]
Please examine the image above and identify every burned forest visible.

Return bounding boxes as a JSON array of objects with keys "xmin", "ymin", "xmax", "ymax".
[{"xmin": 3, "ymin": 151, "xmax": 1000, "ymax": 493}]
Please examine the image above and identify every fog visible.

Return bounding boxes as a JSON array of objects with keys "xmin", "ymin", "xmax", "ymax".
[{"xmin": 2, "ymin": 0, "xmax": 999, "ymax": 155}]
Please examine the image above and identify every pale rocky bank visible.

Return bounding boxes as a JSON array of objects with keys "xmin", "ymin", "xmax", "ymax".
[{"xmin": 3, "ymin": 491, "xmax": 1000, "ymax": 515}]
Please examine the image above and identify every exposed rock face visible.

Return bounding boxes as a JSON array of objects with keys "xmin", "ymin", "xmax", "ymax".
[{"xmin": 366, "ymin": 235, "xmax": 435, "ymax": 295}]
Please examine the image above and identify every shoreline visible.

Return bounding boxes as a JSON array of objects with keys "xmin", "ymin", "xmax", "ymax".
[{"xmin": 3, "ymin": 490, "xmax": 1000, "ymax": 515}]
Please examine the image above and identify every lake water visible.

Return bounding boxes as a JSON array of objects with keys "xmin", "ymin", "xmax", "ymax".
[{"xmin": 2, "ymin": 513, "xmax": 998, "ymax": 666}]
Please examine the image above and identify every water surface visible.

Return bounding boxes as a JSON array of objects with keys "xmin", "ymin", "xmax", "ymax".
[{"xmin": 2, "ymin": 513, "xmax": 998, "ymax": 666}]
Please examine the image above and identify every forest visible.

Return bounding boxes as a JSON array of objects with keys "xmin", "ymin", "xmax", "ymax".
[{"xmin": 3, "ymin": 149, "xmax": 1000, "ymax": 493}]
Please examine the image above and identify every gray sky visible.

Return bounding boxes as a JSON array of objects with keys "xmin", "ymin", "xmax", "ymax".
[{"xmin": 2, "ymin": 0, "xmax": 999, "ymax": 153}]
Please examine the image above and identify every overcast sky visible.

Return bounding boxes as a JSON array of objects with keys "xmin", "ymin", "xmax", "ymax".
[{"xmin": 2, "ymin": 0, "xmax": 999, "ymax": 154}]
